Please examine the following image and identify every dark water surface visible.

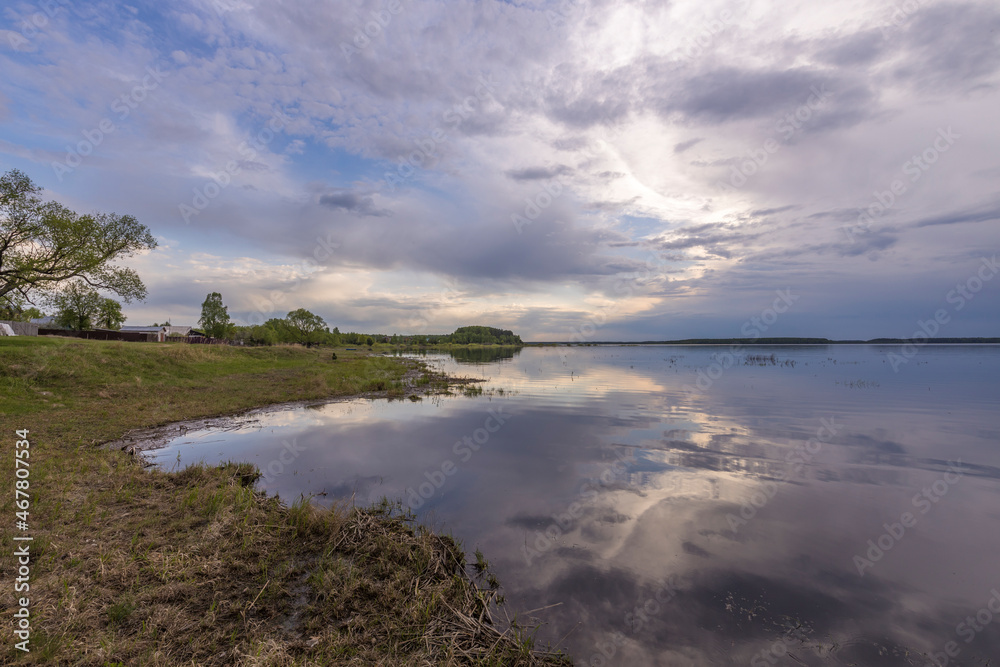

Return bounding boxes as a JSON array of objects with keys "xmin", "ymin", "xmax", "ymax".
[{"xmin": 148, "ymin": 345, "xmax": 1000, "ymax": 666}]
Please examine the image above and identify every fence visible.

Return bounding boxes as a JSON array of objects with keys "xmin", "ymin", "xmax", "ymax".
[
  {"xmin": 185, "ymin": 336, "xmax": 228, "ymax": 345},
  {"xmin": 38, "ymin": 328, "xmax": 158, "ymax": 342},
  {"xmin": 0, "ymin": 320, "xmax": 39, "ymax": 336}
]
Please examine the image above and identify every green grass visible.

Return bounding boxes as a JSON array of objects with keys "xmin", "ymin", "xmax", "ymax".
[
  {"xmin": 0, "ymin": 337, "xmax": 570, "ymax": 666},
  {"xmin": 0, "ymin": 338, "xmax": 416, "ymax": 439}
]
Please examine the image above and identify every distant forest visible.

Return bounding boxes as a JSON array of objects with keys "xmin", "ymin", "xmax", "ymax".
[
  {"xmin": 432, "ymin": 326, "xmax": 523, "ymax": 345},
  {"xmin": 231, "ymin": 320, "xmax": 524, "ymax": 347},
  {"xmin": 554, "ymin": 337, "xmax": 1000, "ymax": 345}
]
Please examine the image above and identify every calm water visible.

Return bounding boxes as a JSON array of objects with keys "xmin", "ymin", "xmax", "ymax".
[{"xmin": 147, "ymin": 345, "xmax": 1000, "ymax": 666}]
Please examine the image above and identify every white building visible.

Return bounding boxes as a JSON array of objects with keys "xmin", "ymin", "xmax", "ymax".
[{"xmin": 119, "ymin": 325, "xmax": 198, "ymax": 342}]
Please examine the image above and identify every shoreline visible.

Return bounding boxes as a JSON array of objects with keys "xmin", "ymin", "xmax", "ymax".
[
  {"xmin": 0, "ymin": 338, "xmax": 570, "ymax": 665},
  {"xmin": 102, "ymin": 366, "xmax": 478, "ymax": 458}
]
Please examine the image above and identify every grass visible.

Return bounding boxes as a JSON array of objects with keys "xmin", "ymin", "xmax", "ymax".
[
  {"xmin": 836, "ymin": 379, "xmax": 881, "ymax": 389},
  {"xmin": 0, "ymin": 337, "xmax": 570, "ymax": 665},
  {"xmin": 743, "ymin": 354, "xmax": 796, "ymax": 367}
]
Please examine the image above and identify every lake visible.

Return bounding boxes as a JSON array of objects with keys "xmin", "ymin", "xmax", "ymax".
[{"xmin": 145, "ymin": 345, "xmax": 1000, "ymax": 666}]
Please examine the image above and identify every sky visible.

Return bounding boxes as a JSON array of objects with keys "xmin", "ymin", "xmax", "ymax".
[{"xmin": 1, "ymin": 0, "xmax": 998, "ymax": 341}]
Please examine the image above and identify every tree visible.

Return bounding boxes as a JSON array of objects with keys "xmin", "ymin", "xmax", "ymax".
[
  {"xmin": 0, "ymin": 169, "xmax": 157, "ymax": 306},
  {"xmin": 18, "ymin": 307, "xmax": 44, "ymax": 322},
  {"xmin": 94, "ymin": 298, "xmax": 126, "ymax": 330},
  {"xmin": 51, "ymin": 281, "xmax": 103, "ymax": 330},
  {"xmin": 444, "ymin": 326, "xmax": 523, "ymax": 345},
  {"xmin": 285, "ymin": 308, "xmax": 326, "ymax": 345},
  {"xmin": 241, "ymin": 323, "xmax": 279, "ymax": 345},
  {"xmin": 199, "ymin": 292, "xmax": 230, "ymax": 338},
  {"xmin": 0, "ymin": 299, "xmax": 43, "ymax": 321}
]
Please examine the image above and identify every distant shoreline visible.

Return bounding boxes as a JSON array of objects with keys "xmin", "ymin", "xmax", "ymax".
[{"xmin": 522, "ymin": 337, "xmax": 1000, "ymax": 346}]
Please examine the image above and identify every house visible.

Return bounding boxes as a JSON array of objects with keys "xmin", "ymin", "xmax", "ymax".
[
  {"xmin": 120, "ymin": 325, "xmax": 166, "ymax": 341},
  {"xmin": 165, "ymin": 325, "xmax": 195, "ymax": 338},
  {"xmin": 120, "ymin": 325, "xmax": 196, "ymax": 342}
]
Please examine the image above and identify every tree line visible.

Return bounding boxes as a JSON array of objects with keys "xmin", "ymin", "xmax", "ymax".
[
  {"xmin": 200, "ymin": 295, "xmax": 522, "ymax": 348},
  {"xmin": 1, "ymin": 169, "xmax": 522, "ymax": 347}
]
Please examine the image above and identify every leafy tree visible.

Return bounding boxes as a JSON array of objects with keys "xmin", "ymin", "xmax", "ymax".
[
  {"xmin": 94, "ymin": 298, "xmax": 126, "ymax": 330},
  {"xmin": 51, "ymin": 281, "xmax": 103, "ymax": 330},
  {"xmin": 285, "ymin": 308, "xmax": 326, "ymax": 345},
  {"xmin": 18, "ymin": 306, "xmax": 44, "ymax": 322},
  {"xmin": 261, "ymin": 317, "xmax": 293, "ymax": 343},
  {"xmin": 0, "ymin": 169, "xmax": 157, "ymax": 305},
  {"xmin": 251, "ymin": 324, "xmax": 279, "ymax": 345},
  {"xmin": 0, "ymin": 299, "xmax": 43, "ymax": 321},
  {"xmin": 443, "ymin": 326, "xmax": 523, "ymax": 345},
  {"xmin": 366, "ymin": 336, "xmax": 374, "ymax": 346},
  {"xmin": 198, "ymin": 292, "xmax": 230, "ymax": 338},
  {"xmin": 0, "ymin": 295, "xmax": 21, "ymax": 320}
]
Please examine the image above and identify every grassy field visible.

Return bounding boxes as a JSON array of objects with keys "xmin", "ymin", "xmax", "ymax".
[{"xmin": 0, "ymin": 337, "xmax": 570, "ymax": 665}]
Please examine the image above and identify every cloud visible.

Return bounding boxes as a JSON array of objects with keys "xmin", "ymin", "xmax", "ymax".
[
  {"xmin": 318, "ymin": 190, "xmax": 391, "ymax": 217},
  {"xmin": 674, "ymin": 138, "xmax": 703, "ymax": 153},
  {"xmin": 505, "ymin": 165, "xmax": 572, "ymax": 181},
  {"xmin": 913, "ymin": 201, "xmax": 1000, "ymax": 228},
  {"xmin": 1, "ymin": 0, "xmax": 998, "ymax": 338}
]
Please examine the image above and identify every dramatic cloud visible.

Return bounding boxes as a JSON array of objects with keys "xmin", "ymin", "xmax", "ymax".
[{"xmin": 0, "ymin": 0, "xmax": 997, "ymax": 338}]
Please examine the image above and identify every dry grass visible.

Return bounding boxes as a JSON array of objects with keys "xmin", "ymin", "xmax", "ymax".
[{"xmin": 0, "ymin": 337, "xmax": 570, "ymax": 665}]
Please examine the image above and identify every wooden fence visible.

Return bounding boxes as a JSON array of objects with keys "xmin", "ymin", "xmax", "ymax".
[
  {"xmin": 38, "ymin": 328, "xmax": 158, "ymax": 342},
  {"xmin": 21, "ymin": 326, "xmax": 233, "ymax": 344}
]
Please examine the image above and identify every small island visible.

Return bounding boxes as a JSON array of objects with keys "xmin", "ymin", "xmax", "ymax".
[{"xmin": 393, "ymin": 325, "xmax": 524, "ymax": 348}]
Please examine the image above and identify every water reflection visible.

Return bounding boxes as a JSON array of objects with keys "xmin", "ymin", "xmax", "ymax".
[
  {"xmin": 147, "ymin": 346, "xmax": 1000, "ymax": 665},
  {"xmin": 393, "ymin": 345, "xmax": 523, "ymax": 365}
]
